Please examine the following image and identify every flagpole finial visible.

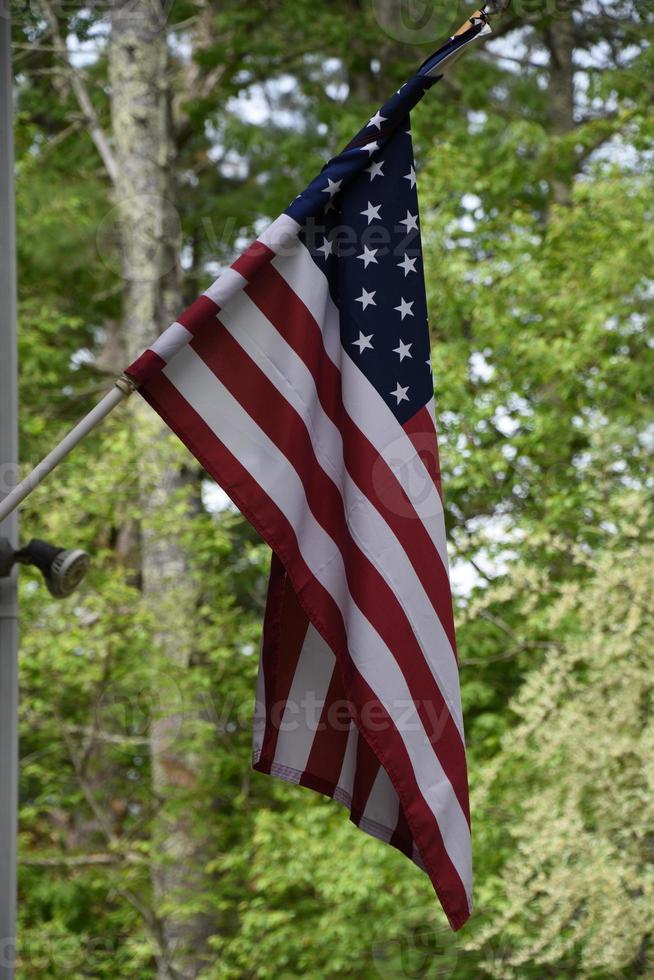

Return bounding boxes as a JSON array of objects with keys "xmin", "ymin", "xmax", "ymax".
[{"xmin": 452, "ymin": 3, "xmax": 508, "ymax": 40}]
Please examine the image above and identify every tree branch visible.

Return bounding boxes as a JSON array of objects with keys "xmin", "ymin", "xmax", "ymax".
[
  {"xmin": 63, "ymin": 723, "xmax": 150, "ymax": 747},
  {"xmin": 54, "ymin": 701, "xmax": 179, "ymax": 976},
  {"xmin": 38, "ymin": 0, "xmax": 119, "ymax": 185},
  {"xmin": 23, "ymin": 852, "xmax": 147, "ymax": 867}
]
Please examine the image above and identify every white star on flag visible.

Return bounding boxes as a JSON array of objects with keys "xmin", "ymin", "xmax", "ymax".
[
  {"xmin": 366, "ymin": 160, "xmax": 384, "ymax": 181},
  {"xmin": 322, "ymin": 177, "xmax": 342, "ymax": 198},
  {"xmin": 403, "ymin": 166, "xmax": 417, "ymax": 189},
  {"xmin": 357, "ymin": 246, "xmax": 379, "ymax": 268},
  {"xmin": 394, "ymin": 297, "xmax": 415, "ymax": 320},
  {"xmin": 397, "ymin": 254, "xmax": 418, "ymax": 276},
  {"xmin": 390, "ymin": 382, "xmax": 410, "ymax": 404},
  {"xmin": 317, "ymin": 237, "xmax": 333, "ymax": 259},
  {"xmin": 355, "ymin": 288, "xmax": 376, "ymax": 310},
  {"xmin": 360, "ymin": 201, "xmax": 382, "ymax": 224},
  {"xmin": 368, "ymin": 110, "xmax": 386, "ymax": 130},
  {"xmin": 399, "ymin": 210, "xmax": 418, "ymax": 232},
  {"xmin": 352, "ymin": 332, "xmax": 374, "ymax": 353},
  {"xmin": 361, "ymin": 141, "xmax": 380, "ymax": 156},
  {"xmin": 393, "ymin": 340, "xmax": 413, "ymax": 362}
]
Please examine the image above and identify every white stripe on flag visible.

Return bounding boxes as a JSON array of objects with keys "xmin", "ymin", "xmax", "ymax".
[
  {"xmin": 272, "ymin": 624, "xmax": 336, "ymax": 773},
  {"xmin": 335, "ymin": 721, "xmax": 359, "ymax": 803},
  {"xmin": 203, "ymin": 266, "xmax": 247, "ymax": 308},
  {"xmin": 363, "ymin": 765, "xmax": 400, "ymax": 833},
  {"xmin": 258, "ymin": 214, "xmax": 302, "ymax": 252},
  {"xmin": 151, "ymin": 322, "xmax": 193, "ymax": 363},
  {"xmin": 253, "ymin": 638, "xmax": 268, "ymax": 762}
]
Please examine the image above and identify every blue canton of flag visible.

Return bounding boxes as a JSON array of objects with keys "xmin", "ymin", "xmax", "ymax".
[
  {"xmin": 286, "ymin": 75, "xmax": 441, "ymax": 424},
  {"xmin": 297, "ymin": 101, "xmax": 432, "ymax": 424}
]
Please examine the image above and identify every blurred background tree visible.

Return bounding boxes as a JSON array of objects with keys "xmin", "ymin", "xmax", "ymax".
[{"xmin": 10, "ymin": 0, "xmax": 653, "ymax": 976}]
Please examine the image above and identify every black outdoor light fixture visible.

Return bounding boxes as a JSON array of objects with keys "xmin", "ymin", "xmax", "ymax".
[{"xmin": 0, "ymin": 537, "xmax": 90, "ymax": 598}]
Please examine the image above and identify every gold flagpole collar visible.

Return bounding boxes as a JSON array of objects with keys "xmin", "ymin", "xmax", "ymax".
[{"xmin": 114, "ymin": 373, "xmax": 140, "ymax": 396}]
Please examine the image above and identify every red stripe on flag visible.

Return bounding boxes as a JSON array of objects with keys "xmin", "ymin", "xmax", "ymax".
[
  {"xmin": 258, "ymin": 563, "xmax": 311, "ymax": 767},
  {"xmin": 177, "ymin": 294, "xmax": 220, "ymax": 334},
  {"xmin": 230, "ymin": 239, "xmax": 276, "ymax": 281},
  {"xmin": 300, "ymin": 662, "xmax": 352, "ymax": 791},
  {"xmin": 350, "ymin": 732, "xmax": 384, "ymax": 819},
  {"xmin": 258, "ymin": 553, "xmax": 286, "ymax": 764},
  {"xmin": 391, "ymin": 802, "xmax": 414, "ymax": 856},
  {"xmin": 126, "ymin": 349, "xmax": 166, "ymax": 385},
  {"xmin": 403, "ymin": 405, "xmax": 443, "ymax": 500}
]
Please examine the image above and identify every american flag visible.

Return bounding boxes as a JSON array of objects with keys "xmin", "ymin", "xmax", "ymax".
[{"xmin": 127, "ymin": 13, "xmax": 490, "ymax": 931}]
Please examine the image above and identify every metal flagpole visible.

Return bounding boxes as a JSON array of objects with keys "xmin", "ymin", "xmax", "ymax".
[
  {"xmin": 0, "ymin": 4, "xmax": 19, "ymax": 975},
  {"xmin": 0, "ymin": 380, "xmax": 136, "ymax": 525}
]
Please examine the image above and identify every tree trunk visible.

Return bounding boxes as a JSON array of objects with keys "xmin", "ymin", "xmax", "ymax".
[
  {"xmin": 545, "ymin": 8, "xmax": 576, "ymax": 206},
  {"xmin": 108, "ymin": 3, "xmax": 214, "ymax": 976}
]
